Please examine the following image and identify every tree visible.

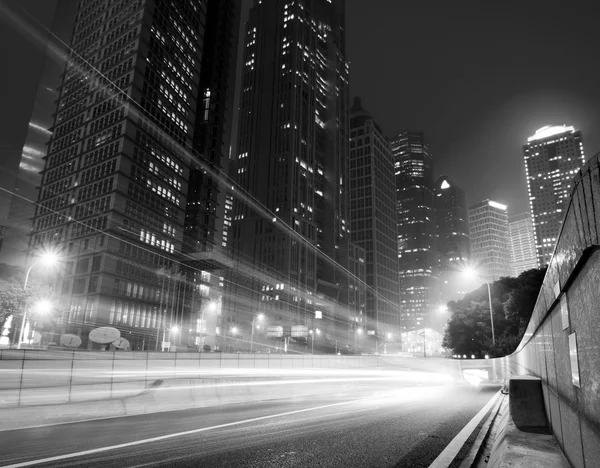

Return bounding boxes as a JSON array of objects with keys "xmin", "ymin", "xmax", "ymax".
[
  {"xmin": 443, "ymin": 267, "xmax": 547, "ymax": 357},
  {"xmin": 503, "ymin": 267, "xmax": 547, "ymax": 335},
  {"xmin": 0, "ymin": 273, "xmax": 53, "ymax": 329}
]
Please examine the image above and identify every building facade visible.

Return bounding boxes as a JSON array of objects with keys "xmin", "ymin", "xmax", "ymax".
[
  {"xmin": 391, "ymin": 130, "xmax": 437, "ymax": 331},
  {"xmin": 349, "ymin": 97, "xmax": 400, "ymax": 342},
  {"xmin": 523, "ymin": 125, "xmax": 585, "ymax": 267},
  {"xmin": 508, "ymin": 212, "xmax": 537, "ymax": 277},
  {"xmin": 227, "ymin": 0, "xmax": 352, "ymax": 350},
  {"xmin": 434, "ymin": 175, "xmax": 470, "ymax": 270},
  {"xmin": 29, "ymin": 0, "xmax": 240, "ymax": 349},
  {"xmin": 433, "ymin": 175, "xmax": 470, "ymax": 320},
  {"xmin": 468, "ymin": 200, "xmax": 511, "ymax": 282}
]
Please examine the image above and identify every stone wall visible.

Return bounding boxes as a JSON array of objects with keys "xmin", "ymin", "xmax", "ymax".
[{"xmin": 497, "ymin": 153, "xmax": 600, "ymax": 468}]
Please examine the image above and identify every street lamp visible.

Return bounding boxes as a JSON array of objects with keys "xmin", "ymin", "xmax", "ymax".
[
  {"xmin": 250, "ymin": 313, "xmax": 264, "ymax": 352},
  {"xmin": 200, "ymin": 300, "xmax": 217, "ymax": 348},
  {"xmin": 161, "ymin": 325, "xmax": 179, "ymax": 350},
  {"xmin": 463, "ymin": 267, "xmax": 495, "ymax": 346},
  {"xmin": 18, "ymin": 251, "xmax": 59, "ymax": 349},
  {"xmin": 309, "ymin": 329, "xmax": 314, "ymax": 354}
]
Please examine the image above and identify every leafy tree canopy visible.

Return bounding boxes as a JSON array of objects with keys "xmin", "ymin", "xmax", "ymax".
[
  {"xmin": 0, "ymin": 272, "xmax": 54, "ymax": 327},
  {"xmin": 442, "ymin": 267, "xmax": 547, "ymax": 357}
]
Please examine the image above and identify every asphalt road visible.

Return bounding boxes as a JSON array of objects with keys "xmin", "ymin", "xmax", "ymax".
[{"xmin": 0, "ymin": 382, "xmax": 499, "ymax": 468}]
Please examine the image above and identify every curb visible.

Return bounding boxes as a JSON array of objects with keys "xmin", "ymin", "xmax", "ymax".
[{"xmin": 458, "ymin": 392, "xmax": 506, "ymax": 468}]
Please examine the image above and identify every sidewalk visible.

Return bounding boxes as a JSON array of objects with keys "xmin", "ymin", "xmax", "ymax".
[{"xmin": 474, "ymin": 393, "xmax": 570, "ymax": 468}]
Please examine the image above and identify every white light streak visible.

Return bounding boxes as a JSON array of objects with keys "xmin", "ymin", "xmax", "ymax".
[{"xmin": 28, "ymin": 121, "xmax": 52, "ymax": 136}]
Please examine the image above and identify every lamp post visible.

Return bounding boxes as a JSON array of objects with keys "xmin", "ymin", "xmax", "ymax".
[
  {"xmin": 200, "ymin": 300, "xmax": 217, "ymax": 349},
  {"xmin": 17, "ymin": 252, "xmax": 58, "ymax": 349},
  {"xmin": 355, "ymin": 327, "xmax": 363, "ymax": 351},
  {"xmin": 309, "ymin": 329, "xmax": 314, "ymax": 354},
  {"xmin": 250, "ymin": 313, "xmax": 264, "ymax": 352},
  {"xmin": 161, "ymin": 325, "xmax": 179, "ymax": 351},
  {"xmin": 463, "ymin": 268, "xmax": 495, "ymax": 346},
  {"xmin": 384, "ymin": 332, "xmax": 392, "ymax": 354}
]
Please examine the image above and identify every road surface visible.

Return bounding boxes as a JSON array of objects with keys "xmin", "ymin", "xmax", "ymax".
[{"xmin": 0, "ymin": 378, "xmax": 498, "ymax": 468}]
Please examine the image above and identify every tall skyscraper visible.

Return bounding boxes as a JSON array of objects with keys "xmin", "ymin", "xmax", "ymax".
[
  {"xmin": 468, "ymin": 200, "xmax": 511, "ymax": 282},
  {"xmin": 228, "ymin": 0, "xmax": 351, "ymax": 345},
  {"xmin": 433, "ymin": 175, "xmax": 470, "ymax": 317},
  {"xmin": 349, "ymin": 97, "xmax": 399, "ymax": 340},
  {"xmin": 508, "ymin": 212, "xmax": 538, "ymax": 277},
  {"xmin": 434, "ymin": 175, "xmax": 470, "ymax": 270},
  {"xmin": 29, "ymin": 0, "xmax": 241, "ymax": 349},
  {"xmin": 391, "ymin": 130, "xmax": 437, "ymax": 330},
  {"xmin": 523, "ymin": 124, "xmax": 585, "ymax": 267},
  {"xmin": 0, "ymin": 0, "xmax": 78, "ymax": 267}
]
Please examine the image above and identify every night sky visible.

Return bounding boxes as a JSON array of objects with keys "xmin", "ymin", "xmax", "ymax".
[
  {"xmin": 2, "ymin": 0, "xmax": 599, "ymax": 222},
  {"xmin": 344, "ymin": 0, "xmax": 600, "ymax": 214},
  {"xmin": 236, "ymin": 0, "xmax": 600, "ymax": 215}
]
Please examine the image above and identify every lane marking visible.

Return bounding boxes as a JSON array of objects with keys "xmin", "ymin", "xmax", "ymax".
[
  {"xmin": 0, "ymin": 397, "xmax": 372, "ymax": 468},
  {"xmin": 428, "ymin": 390, "xmax": 502, "ymax": 468}
]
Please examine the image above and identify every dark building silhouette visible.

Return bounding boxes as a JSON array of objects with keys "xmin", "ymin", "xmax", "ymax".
[
  {"xmin": 433, "ymin": 175, "xmax": 470, "ymax": 317},
  {"xmin": 391, "ymin": 130, "xmax": 437, "ymax": 330},
  {"xmin": 29, "ymin": 0, "xmax": 241, "ymax": 349},
  {"xmin": 226, "ymin": 0, "xmax": 352, "ymax": 349},
  {"xmin": 0, "ymin": 0, "xmax": 77, "ymax": 268},
  {"xmin": 434, "ymin": 175, "xmax": 470, "ymax": 270},
  {"xmin": 349, "ymin": 97, "xmax": 399, "ymax": 345}
]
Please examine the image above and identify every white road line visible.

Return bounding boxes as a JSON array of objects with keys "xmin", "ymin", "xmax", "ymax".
[
  {"xmin": 0, "ymin": 398, "xmax": 370, "ymax": 468},
  {"xmin": 428, "ymin": 390, "xmax": 501, "ymax": 468}
]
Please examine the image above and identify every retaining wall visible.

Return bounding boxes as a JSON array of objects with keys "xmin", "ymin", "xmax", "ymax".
[{"xmin": 490, "ymin": 153, "xmax": 600, "ymax": 468}]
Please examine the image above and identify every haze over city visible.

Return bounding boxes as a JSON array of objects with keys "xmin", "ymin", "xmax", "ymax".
[{"xmin": 0, "ymin": 1, "xmax": 598, "ymax": 467}]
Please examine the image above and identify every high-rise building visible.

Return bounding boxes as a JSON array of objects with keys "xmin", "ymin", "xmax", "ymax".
[
  {"xmin": 29, "ymin": 0, "xmax": 241, "ymax": 349},
  {"xmin": 347, "ymin": 241, "xmax": 366, "ymax": 348},
  {"xmin": 228, "ymin": 0, "xmax": 351, "ymax": 346},
  {"xmin": 391, "ymin": 130, "xmax": 437, "ymax": 330},
  {"xmin": 508, "ymin": 212, "xmax": 537, "ymax": 277},
  {"xmin": 523, "ymin": 125, "xmax": 585, "ymax": 267},
  {"xmin": 468, "ymin": 200, "xmax": 511, "ymax": 282},
  {"xmin": 434, "ymin": 175, "xmax": 470, "ymax": 270},
  {"xmin": 349, "ymin": 97, "xmax": 399, "ymax": 341},
  {"xmin": 433, "ymin": 175, "xmax": 470, "ymax": 318},
  {"xmin": 0, "ymin": 0, "xmax": 78, "ymax": 267}
]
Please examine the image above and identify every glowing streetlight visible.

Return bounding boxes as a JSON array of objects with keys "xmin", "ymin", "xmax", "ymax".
[
  {"xmin": 250, "ymin": 313, "xmax": 265, "ymax": 352},
  {"xmin": 199, "ymin": 300, "xmax": 218, "ymax": 348},
  {"xmin": 462, "ymin": 267, "xmax": 495, "ymax": 346},
  {"xmin": 33, "ymin": 300, "xmax": 53, "ymax": 315},
  {"xmin": 231, "ymin": 326, "xmax": 238, "ymax": 335},
  {"xmin": 438, "ymin": 304, "xmax": 448, "ymax": 314},
  {"xmin": 18, "ymin": 251, "xmax": 59, "ymax": 348}
]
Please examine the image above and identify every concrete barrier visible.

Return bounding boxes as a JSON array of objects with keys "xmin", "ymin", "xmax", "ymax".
[
  {"xmin": 0, "ymin": 354, "xmax": 387, "ymax": 410},
  {"xmin": 0, "ymin": 371, "xmax": 414, "ymax": 431},
  {"xmin": 509, "ymin": 376, "xmax": 549, "ymax": 434}
]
